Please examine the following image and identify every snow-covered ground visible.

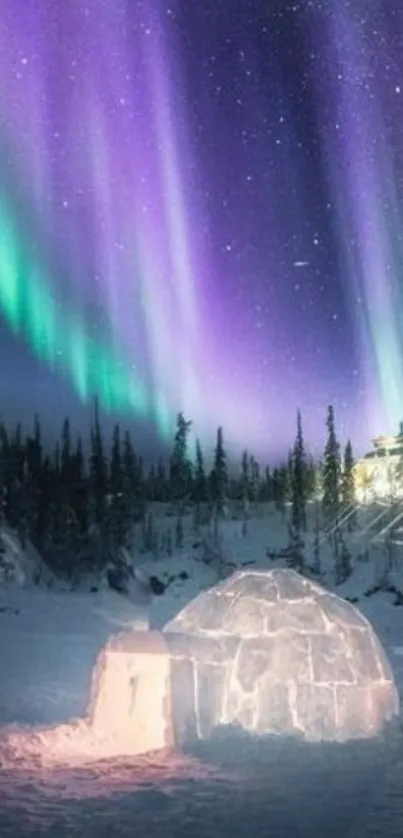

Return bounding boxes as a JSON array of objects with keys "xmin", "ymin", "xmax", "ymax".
[{"xmin": 1, "ymin": 503, "xmax": 403, "ymax": 837}]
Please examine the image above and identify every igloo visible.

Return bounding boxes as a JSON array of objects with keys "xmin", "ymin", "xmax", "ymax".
[{"xmin": 88, "ymin": 569, "xmax": 399, "ymax": 754}]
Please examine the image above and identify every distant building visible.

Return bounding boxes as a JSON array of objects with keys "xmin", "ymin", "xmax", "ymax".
[{"xmin": 354, "ymin": 425, "xmax": 403, "ymax": 503}]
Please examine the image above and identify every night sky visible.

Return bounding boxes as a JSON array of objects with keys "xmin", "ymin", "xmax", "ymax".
[{"xmin": 0, "ymin": 0, "xmax": 402, "ymax": 461}]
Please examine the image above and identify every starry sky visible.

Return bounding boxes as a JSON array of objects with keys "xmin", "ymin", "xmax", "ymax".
[{"xmin": 0, "ymin": 0, "xmax": 402, "ymax": 461}]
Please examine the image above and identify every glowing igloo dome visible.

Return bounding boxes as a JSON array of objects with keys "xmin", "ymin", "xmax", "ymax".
[
  {"xmin": 162, "ymin": 569, "xmax": 399, "ymax": 742},
  {"xmin": 88, "ymin": 569, "xmax": 399, "ymax": 756}
]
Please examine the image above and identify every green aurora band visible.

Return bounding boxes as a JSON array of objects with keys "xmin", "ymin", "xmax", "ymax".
[{"xmin": 0, "ymin": 194, "xmax": 172, "ymax": 437}]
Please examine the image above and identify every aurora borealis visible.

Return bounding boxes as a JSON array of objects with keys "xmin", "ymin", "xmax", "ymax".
[{"xmin": 0, "ymin": 0, "xmax": 402, "ymax": 458}]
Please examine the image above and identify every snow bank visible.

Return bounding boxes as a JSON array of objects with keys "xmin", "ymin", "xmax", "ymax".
[{"xmin": 0, "ymin": 528, "xmax": 52, "ymax": 588}]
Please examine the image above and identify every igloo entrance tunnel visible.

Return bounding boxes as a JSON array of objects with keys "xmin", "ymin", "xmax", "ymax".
[{"xmin": 88, "ymin": 569, "xmax": 399, "ymax": 752}]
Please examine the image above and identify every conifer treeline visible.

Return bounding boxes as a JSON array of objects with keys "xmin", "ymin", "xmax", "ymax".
[{"xmin": 0, "ymin": 402, "xmax": 356, "ymax": 579}]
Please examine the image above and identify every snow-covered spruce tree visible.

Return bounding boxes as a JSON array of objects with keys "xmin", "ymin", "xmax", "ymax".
[
  {"xmin": 155, "ymin": 458, "xmax": 168, "ymax": 503},
  {"xmin": 311, "ymin": 459, "xmax": 324, "ymax": 505},
  {"xmin": 27, "ymin": 413, "xmax": 42, "ymax": 498},
  {"xmin": 63, "ymin": 434, "xmax": 92, "ymax": 578},
  {"xmin": 311, "ymin": 502, "xmax": 321, "ymax": 578},
  {"xmin": 205, "ymin": 426, "xmax": 228, "ymax": 569},
  {"xmin": 42, "ymin": 422, "xmax": 89, "ymax": 579},
  {"xmin": 61, "ymin": 417, "xmax": 72, "ymax": 487},
  {"xmin": 209, "ymin": 426, "xmax": 228, "ymax": 519},
  {"xmin": 240, "ymin": 449, "xmax": 250, "ymax": 534},
  {"xmin": 193, "ymin": 438, "xmax": 208, "ymax": 503},
  {"xmin": 0, "ymin": 424, "xmax": 10, "ymax": 525},
  {"xmin": 341, "ymin": 439, "xmax": 357, "ymax": 530},
  {"xmin": 249, "ymin": 455, "xmax": 261, "ymax": 508},
  {"xmin": 169, "ymin": 412, "xmax": 193, "ymax": 512},
  {"xmin": 28, "ymin": 428, "xmax": 55, "ymax": 569},
  {"xmin": 322, "ymin": 405, "xmax": 341, "ymax": 530},
  {"xmin": 272, "ymin": 467, "xmax": 280, "ymax": 508},
  {"xmin": 191, "ymin": 439, "xmax": 208, "ymax": 530},
  {"xmin": 286, "ymin": 522, "xmax": 305, "ymax": 574},
  {"xmin": 304, "ymin": 457, "xmax": 317, "ymax": 503},
  {"xmin": 283, "ymin": 452, "xmax": 293, "ymax": 505},
  {"xmin": 107, "ymin": 423, "xmax": 131, "ymax": 553},
  {"xmin": 36, "ymin": 444, "xmax": 60, "ymax": 570},
  {"xmin": 70, "ymin": 436, "xmax": 89, "ymax": 535},
  {"xmin": 122, "ymin": 430, "xmax": 145, "ymax": 522},
  {"xmin": 44, "ymin": 499, "xmax": 80, "ymax": 579},
  {"xmin": 17, "ymin": 415, "xmax": 43, "ymax": 548},
  {"xmin": 4, "ymin": 423, "xmax": 25, "ymax": 530},
  {"xmin": 87, "ymin": 399, "xmax": 110, "ymax": 572},
  {"xmin": 258, "ymin": 466, "xmax": 272, "ymax": 502},
  {"xmin": 335, "ymin": 536, "xmax": 353, "ymax": 586},
  {"xmin": 33, "ymin": 455, "xmax": 51, "ymax": 552},
  {"xmin": 291, "ymin": 409, "xmax": 307, "ymax": 534},
  {"xmin": 108, "ymin": 424, "xmax": 123, "ymax": 494},
  {"xmin": 141, "ymin": 510, "xmax": 157, "ymax": 553},
  {"xmin": 54, "ymin": 417, "xmax": 76, "ymax": 555},
  {"xmin": 273, "ymin": 465, "xmax": 287, "ymax": 518},
  {"xmin": 89, "ymin": 398, "xmax": 108, "ymax": 528},
  {"xmin": 109, "ymin": 424, "xmax": 123, "ymax": 499},
  {"xmin": 146, "ymin": 464, "xmax": 156, "ymax": 501}
]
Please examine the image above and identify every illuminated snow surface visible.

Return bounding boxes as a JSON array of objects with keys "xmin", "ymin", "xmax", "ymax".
[{"xmin": 1, "ymin": 568, "xmax": 403, "ymax": 835}]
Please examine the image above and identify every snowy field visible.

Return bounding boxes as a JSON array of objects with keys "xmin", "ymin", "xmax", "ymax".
[{"xmin": 2, "ymin": 505, "xmax": 403, "ymax": 837}]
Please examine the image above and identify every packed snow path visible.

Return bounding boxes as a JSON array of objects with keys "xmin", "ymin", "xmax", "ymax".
[{"xmin": 0, "ymin": 722, "xmax": 402, "ymax": 838}]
